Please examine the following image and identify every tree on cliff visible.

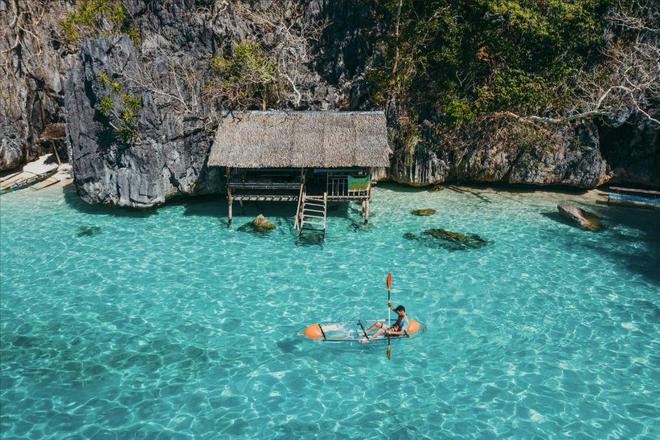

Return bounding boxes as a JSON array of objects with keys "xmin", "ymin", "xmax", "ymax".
[{"xmin": 366, "ymin": 0, "xmax": 658, "ymax": 137}]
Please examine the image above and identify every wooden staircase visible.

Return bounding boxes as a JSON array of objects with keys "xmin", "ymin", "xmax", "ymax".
[{"xmin": 296, "ymin": 192, "xmax": 327, "ymax": 235}]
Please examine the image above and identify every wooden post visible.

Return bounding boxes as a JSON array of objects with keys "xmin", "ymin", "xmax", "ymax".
[
  {"xmin": 228, "ymin": 193, "xmax": 233, "ymax": 225},
  {"xmin": 364, "ymin": 199, "xmax": 369, "ymax": 224},
  {"xmin": 227, "ymin": 167, "xmax": 233, "ymax": 225},
  {"xmin": 323, "ymin": 191, "xmax": 328, "ymax": 231},
  {"xmin": 51, "ymin": 143, "xmax": 62, "ymax": 166}
]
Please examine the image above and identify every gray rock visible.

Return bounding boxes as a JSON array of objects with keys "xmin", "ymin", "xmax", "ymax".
[
  {"xmin": 6, "ymin": 0, "xmax": 657, "ymax": 201},
  {"xmin": 0, "ymin": 1, "xmax": 73, "ymax": 171},
  {"xmin": 557, "ymin": 204, "xmax": 602, "ymax": 231},
  {"xmin": 65, "ymin": 36, "xmax": 215, "ymax": 207},
  {"xmin": 391, "ymin": 121, "xmax": 611, "ymax": 188},
  {"xmin": 411, "ymin": 208, "xmax": 436, "ymax": 216}
]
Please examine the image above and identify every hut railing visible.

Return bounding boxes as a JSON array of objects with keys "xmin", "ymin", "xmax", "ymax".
[
  {"xmin": 229, "ymin": 182, "xmax": 301, "ymax": 190},
  {"xmin": 326, "ymin": 175, "xmax": 370, "ymax": 199}
]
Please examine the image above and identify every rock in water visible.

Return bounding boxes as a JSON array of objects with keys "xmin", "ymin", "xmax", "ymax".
[
  {"xmin": 253, "ymin": 215, "xmax": 275, "ymax": 230},
  {"xmin": 557, "ymin": 204, "xmax": 602, "ymax": 231},
  {"xmin": 77, "ymin": 226, "xmax": 101, "ymax": 237},
  {"xmin": 403, "ymin": 232, "xmax": 418, "ymax": 240},
  {"xmin": 423, "ymin": 229, "xmax": 466, "ymax": 241},
  {"xmin": 412, "ymin": 228, "xmax": 489, "ymax": 250},
  {"xmin": 239, "ymin": 214, "xmax": 275, "ymax": 233},
  {"xmin": 411, "ymin": 208, "xmax": 437, "ymax": 216}
]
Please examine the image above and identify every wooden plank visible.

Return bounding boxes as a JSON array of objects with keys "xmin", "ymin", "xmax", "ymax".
[
  {"xmin": 233, "ymin": 195, "xmax": 298, "ymax": 201},
  {"xmin": 608, "ymin": 193, "xmax": 660, "ymax": 208},
  {"xmin": 33, "ymin": 177, "xmax": 60, "ymax": 190},
  {"xmin": 609, "ymin": 186, "xmax": 660, "ymax": 196}
]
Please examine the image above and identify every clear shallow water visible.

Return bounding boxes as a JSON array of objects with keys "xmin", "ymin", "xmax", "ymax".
[{"xmin": 1, "ymin": 184, "xmax": 659, "ymax": 439}]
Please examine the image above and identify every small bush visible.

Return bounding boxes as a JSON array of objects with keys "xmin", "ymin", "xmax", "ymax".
[
  {"xmin": 207, "ymin": 41, "xmax": 284, "ymax": 109},
  {"xmin": 60, "ymin": 0, "xmax": 132, "ymax": 45},
  {"xmin": 96, "ymin": 70, "xmax": 141, "ymax": 143}
]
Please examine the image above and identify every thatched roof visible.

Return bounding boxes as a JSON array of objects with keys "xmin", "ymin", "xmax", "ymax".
[{"xmin": 208, "ymin": 111, "xmax": 390, "ymax": 168}]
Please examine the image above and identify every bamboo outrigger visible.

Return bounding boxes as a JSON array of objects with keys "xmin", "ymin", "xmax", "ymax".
[
  {"xmin": 607, "ymin": 186, "xmax": 660, "ymax": 209},
  {"xmin": 0, "ymin": 154, "xmax": 59, "ymax": 194}
]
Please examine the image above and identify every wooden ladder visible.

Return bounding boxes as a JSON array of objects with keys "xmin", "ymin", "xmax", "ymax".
[{"xmin": 297, "ymin": 192, "xmax": 327, "ymax": 235}]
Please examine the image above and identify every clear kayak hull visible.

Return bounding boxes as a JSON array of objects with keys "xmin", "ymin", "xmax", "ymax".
[{"xmin": 299, "ymin": 319, "xmax": 426, "ymax": 343}]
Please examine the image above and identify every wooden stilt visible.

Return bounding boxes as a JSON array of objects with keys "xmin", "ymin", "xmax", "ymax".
[
  {"xmin": 227, "ymin": 167, "xmax": 233, "ymax": 225},
  {"xmin": 364, "ymin": 199, "xmax": 369, "ymax": 224},
  {"xmin": 51, "ymin": 144, "xmax": 62, "ymax": 165},
  {"xmin": 228, "ymin": 193, "xmax": 233, "ymax": 225}
]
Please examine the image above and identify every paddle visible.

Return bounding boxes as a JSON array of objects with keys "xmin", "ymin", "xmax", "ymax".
[{"xmin": 386, "ymin": 272, "xmax": 392, "ymax": 360}]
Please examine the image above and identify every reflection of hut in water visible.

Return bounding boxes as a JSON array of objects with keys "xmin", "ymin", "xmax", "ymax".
[{"xmin": 208, "ymin": 111, "xmax": 391, "ymax": 235}]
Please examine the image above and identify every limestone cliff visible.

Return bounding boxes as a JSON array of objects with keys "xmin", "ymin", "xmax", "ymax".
[{"xmin": 2, "ymin": 0, "xmax": 658, "ymax": 208}]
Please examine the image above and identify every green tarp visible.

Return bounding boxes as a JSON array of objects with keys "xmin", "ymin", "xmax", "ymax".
[{"xmin": 348, "ymin": 176, "xmax": 370, "ymax": 191}]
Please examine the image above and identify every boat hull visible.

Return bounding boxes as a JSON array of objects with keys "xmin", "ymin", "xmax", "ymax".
[{"xmin": 299, "ymin": 319, "xmax": 426, "ymax": 343}]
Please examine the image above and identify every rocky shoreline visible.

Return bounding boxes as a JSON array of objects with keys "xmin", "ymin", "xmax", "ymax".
[{"xmin": 1, "ymin": 1, "xmax": 658, "ymax": 208}]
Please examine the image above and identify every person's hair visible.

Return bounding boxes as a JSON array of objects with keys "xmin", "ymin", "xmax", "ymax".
[{"xmin": 395, "ymin": 305, "xmax": 405, "ymax": 313}]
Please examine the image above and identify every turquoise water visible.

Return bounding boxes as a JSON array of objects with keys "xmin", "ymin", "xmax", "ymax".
[{"xmin": 1, "ymin": 184, "xmax": 659, "ymax": 439}]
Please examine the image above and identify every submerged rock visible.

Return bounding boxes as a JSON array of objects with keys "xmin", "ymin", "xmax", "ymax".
[
  {"xmin": 411, "ymin": 208, "xmax": 437, "ymax": 216},
  {"xmin": 557, "ymin": 204, "xmax": 602, "ymax": 231},
  {"xmin": 403, "ymin": 232, "xmax": 417, "ymax": 240},
  {"xmin": 423, "ymin": 228, "xmax": 467, "ymax": 241},
  {"xmin": 77, "ymin": 226, "xmax": 101, "ymax": 237},
  {"xmin": 238, "ymin": 214, "xmax": 275, "ymax": 233},
  {"xmin": 295, "ymin": 232, "xmax": 325, "ymax": 247},
  {"xmin": 350, "ymin": 221, "xmax": 376, "ymax": 232},
  {"xmin": 403, "ymin": 228, "xmax": 489, "ymax": 251}
]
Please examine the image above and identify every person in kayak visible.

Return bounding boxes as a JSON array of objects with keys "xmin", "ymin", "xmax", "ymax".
[{"xmin": 365, "ymin": 302, "xmax": 409, "ymax": 339}]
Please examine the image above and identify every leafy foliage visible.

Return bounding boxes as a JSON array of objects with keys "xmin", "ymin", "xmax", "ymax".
[
  {"xmin": 207, "ymin": 41, "xmax": 285, "ymax": 110},
  {"xmin": 367, "ymin": 0, "xmax": 612, "ymax": 126},
  {"xmin": 97, "ymin": 70, "xmax": 141, "ymax": 143},
  {"xmin": 60, "ymin": 0, "xmax": 140, "ymax": 45}
]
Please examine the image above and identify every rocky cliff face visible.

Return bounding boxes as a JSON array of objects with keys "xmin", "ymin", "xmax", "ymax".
[
  {"xmin": 390, "ymin": 121, "xmax": 610, "ymax": 188},
  {"xmin": 3, "ymin": 0, "xmax": 658, "ymax": 206},
  {"xmin": 63, "ymin": 0, "xmax": 359, "ymax": 207},
  {"xmin": 65, "ymin": 35, "xmax": 220, "ymax": 206},
  {"xmin": 0, "ymin": 0, "xmax": 73, "ymax": 170}
]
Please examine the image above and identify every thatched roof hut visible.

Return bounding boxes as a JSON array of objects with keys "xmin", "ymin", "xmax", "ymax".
[{"xmin": 208, "ymin": 111, "xmax": 390, "ymax": 168}]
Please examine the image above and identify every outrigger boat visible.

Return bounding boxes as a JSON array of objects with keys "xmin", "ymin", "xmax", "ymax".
[{"xmin": 300, "ymin": 319, "xmax": 425, "ymax": 343}]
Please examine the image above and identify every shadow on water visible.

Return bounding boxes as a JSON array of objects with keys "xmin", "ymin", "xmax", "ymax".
[
  {"xmin": 178, "ymin": 197, "xmax": 353, "ymax": 219},
  {"xmin": 65, "ymin": 188, "xmax": 361, "ymax": 226},
  {"xmin": 63, "ymin": 187, "xmax": 156, "ymax": 218},
  {"xmin": 589, "ymin": 204, "xmax": 660, "ymax": 285},
  {"xmin": 295, "ymin": 231, "xmax": 325, "ymax": 247},
  {"xmin": 546, "ymin": 203, "xmax": 660, "ymax": 285}
]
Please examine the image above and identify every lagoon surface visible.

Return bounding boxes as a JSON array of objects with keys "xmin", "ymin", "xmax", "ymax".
[{"xmin": 1, "ymin": 184, "xmax": 659, "ymax": 439}]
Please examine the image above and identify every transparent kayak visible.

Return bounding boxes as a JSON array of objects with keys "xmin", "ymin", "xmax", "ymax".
[{"xmin": 299, "ymin": 319, "xmax": 426, "ymax": 343}]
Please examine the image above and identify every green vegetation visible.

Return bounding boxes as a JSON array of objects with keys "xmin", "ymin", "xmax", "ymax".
[
  {"xmin": 97, "ymin": 70, "xmax": 141, "ymax": 143},
  {"xmin": 208, "ymin": 41, "xmax": 285, "ymax": 110},
  {"xmin": 368, "ymin": 0, "xmax": 612, "ymax": 126},
  {"xmin": 61, "ymin": 0, "xmax": 140, "ymax": 45}
]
